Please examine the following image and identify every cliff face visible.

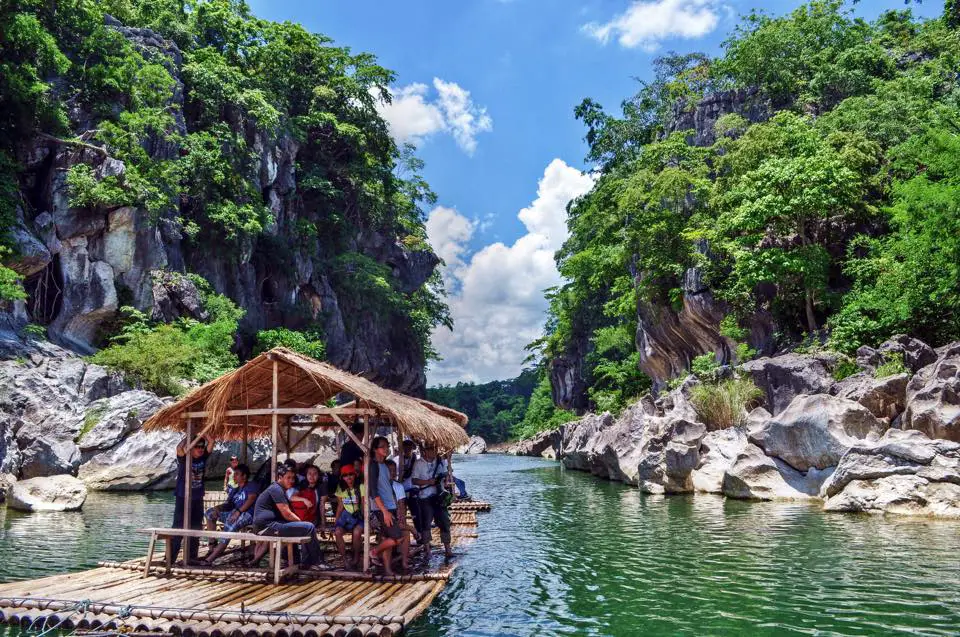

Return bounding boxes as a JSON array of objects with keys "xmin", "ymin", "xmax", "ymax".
[{"xmin": 5, "ymin": 19, "xmax": 437, "ymax": 394}]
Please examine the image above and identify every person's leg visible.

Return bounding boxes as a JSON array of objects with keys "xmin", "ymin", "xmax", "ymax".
[
  {"xmin": 408, "ymin": 495, "xmax": 421, "ymax": 541},
  {"xmin": 272, "ymin": 521, "xmax": 320, "ymax": 567},
  {"xmin": 436, "ymin": 503, "xmax": 453, "ymax": 559},
  {"xmin": 400, "ymin": 528, "xmax": 410, "ymax": 570},
  {"xmin": 418, "ymin": 498, "xmax": 434, "ymax": 559},
  {"xmin": 335, "ymin": 526, "xmax": 347, "ymax": 564},
  {"xmin": 170, "ymin": 497, "xmax": 185, "ymax": 564},
  {"xmin": 351, "ymin": 525, "xmax": 362, "ymax": 566},
  {"xmin": 188, "ymin": 498, "xmax": 204, "ymax": 562}
]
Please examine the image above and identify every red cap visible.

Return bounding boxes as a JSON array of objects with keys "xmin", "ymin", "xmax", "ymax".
[{"xmin": 340, "ymin": 464, "xmax": 356, "ymax": 476}]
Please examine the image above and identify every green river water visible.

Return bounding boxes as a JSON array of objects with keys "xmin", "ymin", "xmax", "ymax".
[{"xmin": 0, "ymin": 454, "xmax": 958, "ymax": 636}]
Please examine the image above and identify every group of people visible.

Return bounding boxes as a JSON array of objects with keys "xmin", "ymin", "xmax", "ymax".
[{"xmin": 170, "ymin": 426, "xmax": 466, "ymax": 576}]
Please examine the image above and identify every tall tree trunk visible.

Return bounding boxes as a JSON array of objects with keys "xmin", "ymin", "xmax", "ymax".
[{"xmin": 805, "ymin": 288, "xmax": 818, "ymax": 334}]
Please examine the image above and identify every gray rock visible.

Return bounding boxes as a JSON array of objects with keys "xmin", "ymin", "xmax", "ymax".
[
  {"xmin": 635, "ymin": 416, "xmax": 707, "ymax": 493},
  {"xmin": 455, "ymin": 435, "xmax": 487, "ymax": 455},
  {"xmin": 561, "ymin": 412, "xmax": 614, "ymax": 472},
  {"xmin": 9, "ymin": 475, "xmax": 87, "ymax": 511},
  {"xmin": 902, "ymin": 352, "xmax": 960, "ymax": 442},
  {"xmin": 749, "ymin": 394, "xmax": 885, "ymax": 472},
  {"xmin": 79, "ymin": 430, "xmax": 181, "ymax": 490},
  {"xmin": 18, "ymin": 436, "xmax": 81, "ymax": 479},
  {"xmin": 512, "ymin": 427, "xmax": 566, "ymax": 459},
  {"xmin": 0, "ymin": 415, "xmax": 21, "ymax": 475},
  {"xmin": 822, "ymin": 429, "xmax": 960, "ymax": 517},
  {"xmin": 721, "ymin": 443, "xmax": 830, "ymax": 501},
  {"xmin": 692, "ymin": 427, "xmax": 749, "ymax": 493},
  {"xmin": 150, "ymin": 270, "xmax": 207, "ymax": 322},
  {"xmin": 9, "ymin": 208, "xmax": 52, "ymax": 277},
  {"xmin": 741, "ymin": 353, "xmax": 836, "ymax": 415},
  {"xmin": 77, "ymin": 390, "xmax": 165, "ymax": 451},
  {"xmin": 832, "ymin": 372, "xmax": 909, "ymax": 421},
  {"xmin": 878, "ymin": 334, "xmax": 937, "ymax": 373}
]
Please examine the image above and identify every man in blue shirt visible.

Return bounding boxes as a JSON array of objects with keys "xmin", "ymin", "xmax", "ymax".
[
  {"xmin": 171, "ymin": 436, "xmax": 211, "ymax": 565},
  {"xmin": 202, "ymin": 464, "xmax": 258, "ymax": 565},
  {"xmin": 368, "ymin": 436, "xmax": 410, "ymax": 575}
]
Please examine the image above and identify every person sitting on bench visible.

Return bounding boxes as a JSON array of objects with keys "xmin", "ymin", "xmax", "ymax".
[
  {"xmin": 248, "ymin": 466, "xmax": 328, "ymax": 570},
  {"xmin": 202, "ymin": 463, "xmax": 258, "ymax": 565},
  {"xmin": 333, "ymin": 463, "xmax": 364, "ymax": 569}
]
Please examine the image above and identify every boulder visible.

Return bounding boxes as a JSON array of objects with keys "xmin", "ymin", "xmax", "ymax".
[
  {"xmin": 561, "ymin": 412, "xmax": 614, "ymax": 472},
  {"xmin": 512, "ymin": 427, "xmax": 565, "ymax": 459},
  {"xmin": 691, "ymin": 427, "xmax": 748, "ymax": 493},
  {"xmin": 749, "ymin": 394, "xmax": 885, "ymax": 472},
  {"xmin": 721, "ymin": 443, "xmax": 830, "ymax": 501},
  {"xmin": 79, "ymin": 430, "xmax": 181, "ymax": 490},
  {"xmin": 741, "ymin": 353, "xmax": 835, "ymax": 415},
  {"xmin": 832, "ymin": 372, "xmax": 909, "ymax": 421},
  {"xmin": 150, "ymin": 270, "xmax": 208, "ymax": 323},
  {"xmin": 635, "ymin": 416, "xmax": 706, "ymax": 493},
  {"xmin": 902, "ymin": 353, "xmax": 960, "ymax": 442},
  {"xmin": 77, "ymin": 390, "xmax": 166, "ymax": 452},
  {"xmin": 822, "ymin": 429, "xmax": 960, "ymax": 518},
  {"xmin": 18, "ymin": 433, "xmax": 81, "ymax": 479},
  {"xmin": 0, "ymin": 415, "xmax": 21, "ymax": 476},
  {"xmin": 584, "ymin": 405, "xmax": 649, "ymax": 483},
  {"xmin": 877, "ymin": 334, "xmax": 937, "ymax": 373},
  {"xmin": 455, "ymin": 435, "xmax": 487, "ymax": 455},
  {"xmin": 9, "ymin": 475, "xmax": 87, "ymax": 511}
]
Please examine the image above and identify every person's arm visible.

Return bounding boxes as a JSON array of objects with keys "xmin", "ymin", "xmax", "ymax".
[
  {"xmin": 277, "ymin": 502, "xmax": 301, "ymax": 522},
  {"xmin": 368, "ymin": 463, "xmax": 393, "ymax": 526},
  {"xmin": 411, "ymin": 462, "xmax": 433, "ymax": 487},
  {"xmin": 335, "ymin": 493, "xmax": 345, "ymax": 519},
  {"xmin": 176, "ymin": 438, "xmax": 187, "ymax": 457}
]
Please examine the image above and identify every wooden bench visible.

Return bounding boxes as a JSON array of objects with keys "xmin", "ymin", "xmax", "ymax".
[{"xmin": 138, "ymin": 528, "xmax": 311, "ymax": 585}]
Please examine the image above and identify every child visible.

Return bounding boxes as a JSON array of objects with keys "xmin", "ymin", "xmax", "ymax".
[{"xmin": 333, "ymin": 464, "xmax": 364, "ymax": 569}]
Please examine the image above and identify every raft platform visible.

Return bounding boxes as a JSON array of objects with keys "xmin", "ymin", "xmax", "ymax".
[{"xmin": 0, "ymin": 502, "xmax": 492, "ymax": 637}]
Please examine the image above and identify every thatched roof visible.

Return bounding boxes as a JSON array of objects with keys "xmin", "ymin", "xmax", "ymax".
[{"xmin": 143, "ymin": 348, "xmax": 469, "ymax": 449}]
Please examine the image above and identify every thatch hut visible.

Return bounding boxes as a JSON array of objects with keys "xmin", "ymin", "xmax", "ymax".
[{"xmin": 143, "ymin": 347, "xmax": 469, "ymax": 571}]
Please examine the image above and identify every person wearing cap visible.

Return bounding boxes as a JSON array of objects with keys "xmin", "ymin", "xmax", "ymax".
[
  {"xmin": 412, "ymin": 443, "xmax": 454, "ymax": 562},
  {"xmin": 224, "ymin": 455, "xmax": 239, "ymax": 491},
  {"xmin": 333, "ymin": 463, "xmax": 364, "ymax": 568},
  {"xmin": 171, "ymin": 435, "xmax": 212, "ymax": 565}
]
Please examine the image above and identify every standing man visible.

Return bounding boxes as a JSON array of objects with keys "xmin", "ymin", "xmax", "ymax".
[
  {"xmin": 224, "ymin": 455, "xmax": 239, "ymax": 491},
  {"xmin": 171, "ymin": 436, "xmax": 211, "ymax": 565},
  {"xmin": 367, "ymin": 436, "xmax": 409, "ymax": 575},
  {"xmin": 248, "ymin": 466, "xmax": 327, "ymax": 570},
  {"xmin": 412, "ymin": 444, "xmax": 453, "ymax": 562}
]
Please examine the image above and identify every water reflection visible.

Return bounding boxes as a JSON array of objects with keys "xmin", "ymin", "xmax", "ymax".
[
  {"xmin": 0, "ymin": 460, "xmax": 957, "ymax": 636},
  {"xmin": 409, "ymin": 455, "xmax": 960, "ymax": 637}
]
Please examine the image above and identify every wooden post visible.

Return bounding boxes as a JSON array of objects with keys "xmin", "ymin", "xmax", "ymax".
[
  {"xmin": 362, "ymin": 418, "xmax": 371, "ymax": 573},
  {"xmin": 284, "ymin": 417, "xmax": 292, "ymax": 460},
  {"xmin": 242, "ymin": 420, "xmax": 248, "ymax": 464},
  {"xmin": 183, "ymin": 418, "xmax": 193, "ymax": 566},
  {"xmin": 271, "ymin": 359, "xmax": 279, "ymax": 480}
]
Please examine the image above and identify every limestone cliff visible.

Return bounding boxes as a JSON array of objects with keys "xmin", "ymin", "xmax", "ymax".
[{"xmin": 4, "ymin": 17, "xmax": 438, "ymax": 395}]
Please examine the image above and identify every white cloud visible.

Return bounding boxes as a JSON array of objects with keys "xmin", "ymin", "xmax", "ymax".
[
  {"xmin": 425, "ymin": 205, "xmax": 476, "ymax": 289},
  {"xmin": 374, "ymin": 78, "xmax": 492, "ymax": 155},
  {"xmin": 427, "ymin": 159, "xmax": 595, "ymax": 385},
  {"xmin": 583, "ymin": 0, "xmax": 721, "ymax": 51}
]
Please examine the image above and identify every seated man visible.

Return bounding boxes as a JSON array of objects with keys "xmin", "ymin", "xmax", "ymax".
[
  {"xmin": 248, "ymin": 466, "xmax": 327, "ymax": 571},
  {"xmin": 202, "ymin": 463, "xmax": 257, "ymax": 565}
]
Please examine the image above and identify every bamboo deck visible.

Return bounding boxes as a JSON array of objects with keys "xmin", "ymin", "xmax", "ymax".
[{"xmin": 0, "ymin": 503, "xmax": 491, "ymax": 637}]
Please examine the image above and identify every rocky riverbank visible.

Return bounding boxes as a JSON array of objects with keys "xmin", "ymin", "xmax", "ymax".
[
  {"xmin": 0, "ymin": 331, "xmax": 337, "ymax": 502},
  {"xmin": 512, "ymin": 335, "xmax": 960, "ymax": 518}
]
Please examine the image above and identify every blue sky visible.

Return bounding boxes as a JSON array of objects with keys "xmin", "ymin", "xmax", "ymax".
[{"xmin": 248, "ymin": 0, "xmax": 944, "ymax": 385}]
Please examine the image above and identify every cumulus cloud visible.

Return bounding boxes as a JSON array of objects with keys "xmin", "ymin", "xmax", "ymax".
[
  {"xmin": 427, "ymin": 159, "xmax": 595, "ymax": 385},
  {"xmin": 583, "ymin": 0, "xmax": 721, "ymax": 51},
  {"xmin": 374, "ymin": 78, "xmax": 492, "ymax": 154},
  {"xmin": 425, "ymin": 205, "xmax": 476, "ymax": 290}
]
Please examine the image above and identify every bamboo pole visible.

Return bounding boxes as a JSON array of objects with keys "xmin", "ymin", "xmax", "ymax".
[
  {"xmin": 185, "ymin": 418, "xmax": 194, "ymax": 563},
  {"xmin": 271, "ymin": 359, "xmax": 279, "ymax": 480},
  {"xmin": 362, "ymin": 418, "xmax": 370, "ymax": 574}
]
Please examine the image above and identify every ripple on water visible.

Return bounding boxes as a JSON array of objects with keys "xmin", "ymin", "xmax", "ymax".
[{"xmin": 0, "ymin": 459, "xmax": 958, "ymax": 636}]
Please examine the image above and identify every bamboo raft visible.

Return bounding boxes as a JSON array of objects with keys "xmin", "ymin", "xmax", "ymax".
[{"xmin": 0, "ymin": 503, "xmax": 490, "ymax": 636}]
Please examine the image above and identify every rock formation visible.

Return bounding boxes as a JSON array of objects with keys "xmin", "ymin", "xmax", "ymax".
[
  {"xmin": 9, "ymin": 475, "xmax": 88, "ymax": 512},
  {"xmin": 5, "ymin": 17, "xmax": 438, "ymax": 396},
  {"xmin": 455, "ymin": 436, "xmax": 488, "ymax": 455},
  {"xmin": 515, "ymin": 337, "xmax": 960, "ymax": 517}
]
